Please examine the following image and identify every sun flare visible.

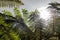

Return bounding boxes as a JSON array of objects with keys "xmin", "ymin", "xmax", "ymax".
[{"xmin": 38, "ymin": 6, "xmax": 51, "ymax": 20}]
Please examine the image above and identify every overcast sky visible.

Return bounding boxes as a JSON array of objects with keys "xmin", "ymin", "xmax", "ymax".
[{"xmin": 20, "ymin": 0, "xmax": 60, "ymax": 11}]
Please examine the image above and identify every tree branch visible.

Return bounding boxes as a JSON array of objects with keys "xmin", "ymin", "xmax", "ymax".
[{"xmin": 0, "ymin": 13, "xmax": 33, "ymax": 35}]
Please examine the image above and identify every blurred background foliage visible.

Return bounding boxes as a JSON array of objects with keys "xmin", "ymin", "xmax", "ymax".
[{"xmin": 0, "ymin": 0, "xmax": 60, "ymax": 40}]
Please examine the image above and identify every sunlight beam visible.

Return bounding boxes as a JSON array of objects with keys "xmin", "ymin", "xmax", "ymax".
[{"xmin": 38, "ymin": 6, "xmax": 51, "ymax": 21}]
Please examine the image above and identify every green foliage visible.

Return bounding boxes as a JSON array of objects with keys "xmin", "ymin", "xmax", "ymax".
[
  {"xmin": 0, "ymin": 0, "xmax": 24, "ymax": 7},
  {"xmin": 0, "ymin": 8, "xmax": 21, "ymax": 40},
  {"xmin": 2, "ymin": 10, "xmax": 13, "ymax": 16},
  {"xmin": 0, "ymin": 2, "xmax": 60, "ymax": 40},
  {"xmin": 54, "ymin": 17, "xmax": 60, "ymax": 33},
  {"xmin": 22, "ymin": 9, "xmax": 29, "ymax": 26},
  {"xmin": 9, "ymin": 30, "xmax": 21, "ymax": 40},
  {"xmin": 0, "ymin": 16, "xmax": 5, "ymax": 25},
  {"xmin": 14, "ymin": 7, "xmax": 22, "ymax": 19},
  {"xmin": 22, "ymin": 9, "xmax": 28, "ymax": 14}
]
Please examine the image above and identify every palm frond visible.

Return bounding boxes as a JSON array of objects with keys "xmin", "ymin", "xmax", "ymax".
[{"xmin": 0, "ymin": 0, "xmax": 24, "ymax": 7}]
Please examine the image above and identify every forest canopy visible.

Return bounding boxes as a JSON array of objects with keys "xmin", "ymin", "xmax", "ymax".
[{"xmin": 0, "ymin": 1, "xmax": 60, "ymax": 40}]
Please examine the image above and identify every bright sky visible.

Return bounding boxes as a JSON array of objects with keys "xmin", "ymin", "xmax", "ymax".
[
  {"xmin": 21, "ymin": 0, "xmax": 60, "ymax": 11},
  {"xmin": 38, "ymin": 6, "xmax": 51, "ymax": 20}
]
